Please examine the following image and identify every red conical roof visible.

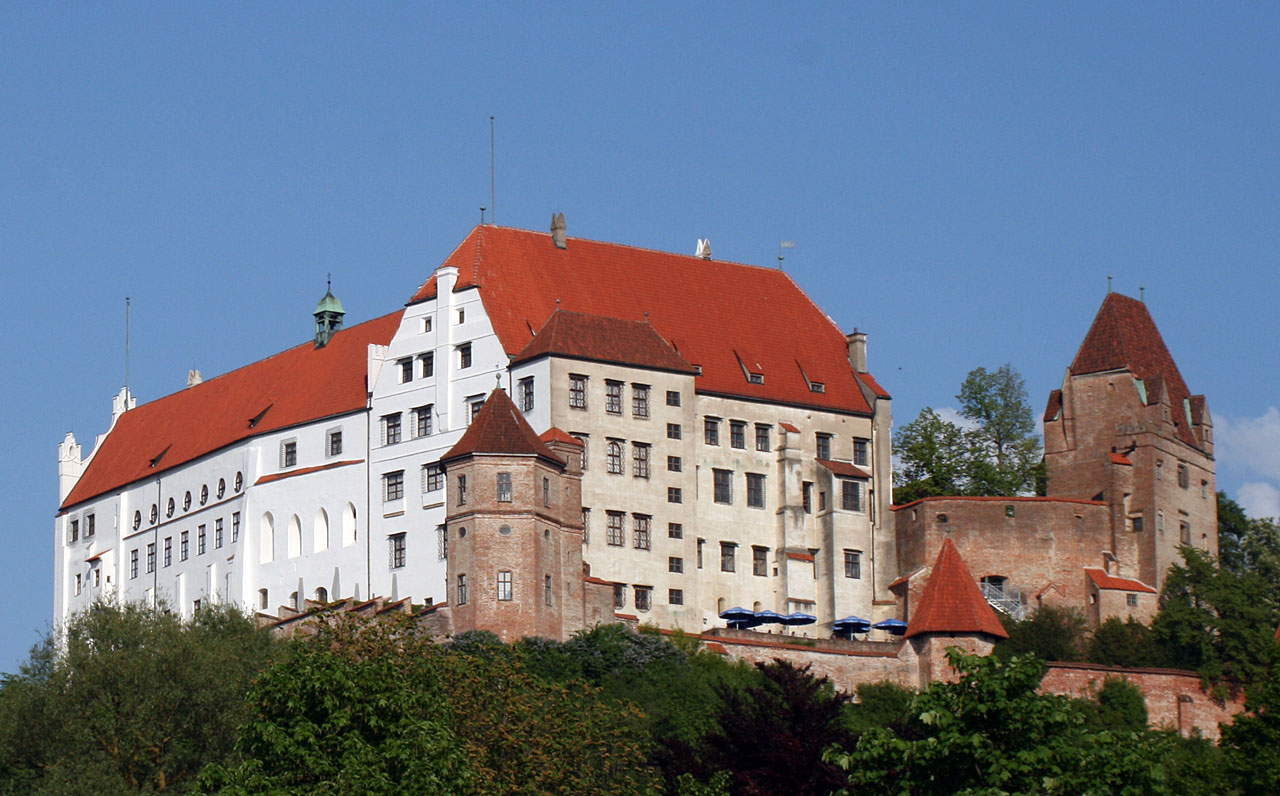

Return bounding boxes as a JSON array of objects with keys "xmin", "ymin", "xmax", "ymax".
[
  {"xmin": 441, "ymin": 388, "xmax": 563, "ymax": 465},
  {"xmin": 904, "ymin": 539, "xmax": 1008, "ymax": 639}
]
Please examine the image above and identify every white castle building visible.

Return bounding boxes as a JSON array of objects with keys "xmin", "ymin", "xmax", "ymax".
[{"xmin": 55, "ymin": 220, "xmax": 896, "ymax": 634}]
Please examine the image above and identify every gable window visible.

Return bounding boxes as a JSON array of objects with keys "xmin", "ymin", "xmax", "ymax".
[
  {"xmin": 746, "ymin": 473, "xmax": 766, "ymax": 508},
  {"xmin": 398, "ymin": 358, "xmax": 413, "ymax": 383},
  {"xmin": 497, "ymin": 472, "xmax": 512, "ymax": 502},
  {"xmin": 606, "ymin": 440, "xmax": 624, "ymax": 474},
  {"xmin": 634, "ymin": 586, "xmax": 652, "ymax": 612},
  {"xmin": 456, "ymin": 308, "xmax": 465, "ymax": 324},
  {"xmin": 633, "ymin": 514, "xmax": 652, "ymax": 550},
  {"xmin": 667, "ymin": 455, "xmax": 682, "ymax": 472},
  {"xmin": 457, "ymin": 343, "xmax": 472, "ymax": 369},
  {"xmin": 632, "ymin": 384, "xmax": 650, "ymax": 418},
  {"xmin": 422, "ymin": 316, "xmax": 432, "ymax": 333},
  {"xmin": 606, "ymin": 511, "xmax": 625, "ymax": 546},
  {"xmin": 180, "ymin": 531, "xmax": 189, "ymax": 561},
  {"xmin": 384, "ymin": 471, "xmax": 405, "ymax": 502},
  {"xmin": 753, "ymin": 546, "xmax": 768, "ymax": 576},
  {"xmin": 704, "ymin": 417, "xmax": 720, "ymax": 446},
  {"xmin": 730, "ymin": 420, "xmax": 746, "ymax": 449},
  {"xmin": 755, "ymin": 424, "xmax": 771, "ymax": 452},
  {"xmin": 667, "ymin": 422, "xmax": 682, "ymax": 440},
  {"xmin": 424, "ymin": 464, "xmax": 444, "ymax": 493},
  {"xmin": 457, "ymin": 574, "xmax": 468, "ymax": 605},
  {"xmin": 497, "ymin": 571, "xmax": 513, "ymax": 601},
  {"xmin": 413, "ymin": 405, "xmax": 433, "ymax": 438},
  {"xmin": 713, "ymin": 469, "xmax": 733, "ymax": 504},
  {"xmin": 519, "ymin": 376, "xmax": 535, "ymax": 412},
  {"xmin": 327, "ymin": 428, "xmax": 343, "ymax": 457},
  {"xmin": 420, "ymin": 352, "xmax": 434, "ymax": 378},
  {"xmin": 666, "ymin": 390, "xmax": 681, "ymax": 407},
  {"xmin": 632, "ymin": 442, "xmax": 651, "ymax": 478},
  {"xmin": 720, "ymin": 542, "xmax": 736, "ymax": 572},
  {"xmin": 381, "ymin": 414, "xmax": 402, "ymax": 446},
  {"xmin": 841, "ymin": 480, "xmax": 864, "ymax": 511},
  {"xmin": 815, "ymin": 433, "xmax": 832, "ymax": 461},
  {"xmin": 844, "ymin": 550, "xmax": 862, "ymax": 579},
  {"xmin": 605, "ymin": 380, "xmax": 623, "ymax": 414},
  {"xmin": 569, "ymin": 374, "xmax": 588, "ymax": 409},
  {"xmin": 389, "ymin": 533, "xmax": 406, "ymax": 569},
  {"xmin": 457, "ymin": 475, "xmax": 467, "ymax": 505}
]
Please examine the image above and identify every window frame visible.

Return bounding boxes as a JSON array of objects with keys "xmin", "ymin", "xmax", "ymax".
[
  {"xmin": 713, "ymin": 468, "xmax": 733, "ymax": 504},
  {"xmin": 752, "ymin": 545, "xmax": 768, "ymax": 577},
  {"xmin": 632, "ymin": 442, "xmax": 651, "ymax": 478},
  {"xmin": 632, "ymin": 514, "xmax": 652, "ymax": 550},
  {"xmin": 844, "ymin": 549, "xmax": 862, "ymax": 579},
  {"xmin": 632, "ymin": 384, "xmax": 650, "ymax": 418},
  {"xmin": 496, "ymin": 471, "xmax": 512, "ymax": 503},
  {"xmin": 605, "ymin": 380, "xmax": 623, "ymax": 414},
  {"xmin": 381, "ymin": 413, "xmax": 402, "ymax": 446},
  {"xmin": 746, "ymin": 472, "xmax": 766, "ymax": 508},
  {"xmin": 720, "ymin": 542, "xmax": 736, "ymax": 573},
  {"xmin": 730, "ymin": 420, "xmax": 746, "ymax": 449},
  {"xmin": 389, "ymin": 533, "xmax": 407, "ymax": 569},
  {"xmin": 704, "ymin": 417, "xmax": 720, "ymax": 446},
  {"xmin": 519, "ymin": 376, "xmax": 535, "ymax": 413},
  {"xmin": 569, "ymin": 374, "xmax": 588, "ymax": 409},
  {"xmin": 755, "ymin": 424, "xmax": 771, "ymax": 452},
  {"xmin": 497, "ymin": 570, "xmax": 513, "ymax": 601},
  {"xmin": 457, "ymin": 343, "xmax": 472, "ymax": 369},
  {"xmin": 384, "ymin": 470, "xmax": 405, "ymax": 502},
  {"xmin": 606, "ymin": 439, "xmax": 624, "ymax": 474},
  {"xmin": 606, "ymin": 511, "xmax": 625, "ymax": 546}
]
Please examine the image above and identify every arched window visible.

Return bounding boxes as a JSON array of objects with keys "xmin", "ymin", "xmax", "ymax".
[
  {"xmin": 217, "ymin": 478, "xmax": 226, "ymax": 499},
  {"xmin": 200, "ymin": 485, "xmax": 208, "ymax": 505},
  {"xmin": 234, "ymin": 472, "xmax": 243, "ymax": 492},
  {"xmin": 315, "ymin": 586, "xmax": 328, "ymax": 604},
  {"xmin": 287, "ymin": 515, "xmax": 301, "ymax": 559},
  {"xmin": 342, "ymin": 503, "xmax": 357, "ymax": 547},
  {"xmin": 314, "ymin": 508, "xmax": 329, "ymax": 553},
  {"xmin": 259, "ymin": 512, "xmax": 274, "ymax": 564},
  {"xmin": 606, "ymin": 440, "xmax": 623, "ymax": 474}
]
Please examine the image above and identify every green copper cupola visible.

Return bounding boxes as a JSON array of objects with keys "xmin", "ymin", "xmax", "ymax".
[{"xmin": 314, "ymin": 279, "xmax": 345, "ymax": 348}]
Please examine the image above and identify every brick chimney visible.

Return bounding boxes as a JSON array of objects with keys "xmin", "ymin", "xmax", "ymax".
[{"xmin": 846, "ymin": 330, "xmax": 868, "ymax": 373}]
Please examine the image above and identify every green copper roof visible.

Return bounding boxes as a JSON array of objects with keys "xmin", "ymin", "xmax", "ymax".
[{"xmin": 315, "ymin": 289, "xmax": 345, "ymax": 315}]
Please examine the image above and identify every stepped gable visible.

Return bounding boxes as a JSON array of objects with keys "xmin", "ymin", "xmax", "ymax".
[
  {"xmin": 410, "ymin": 225, "xmax": 877, "ymax": 415},
  {"xmin": 904, "ymin": 538, "xmax": 1008, "ymax": 639},
  {"xmin": 442, "ymin": 388, "xmax": 563, "ymax": 466},
  {"xmin": 61, "ymin": 312, "xmax": 403, "ymax": 511},
  {"xmin": 1070, "ymin": 293, "xmax": 1198, "ymax": 446},
  {"xmin": 513, "ymin": 309, "xmax": 697, "ymax": 373}
]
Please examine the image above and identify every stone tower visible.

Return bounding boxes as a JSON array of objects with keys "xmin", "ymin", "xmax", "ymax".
[{"xmin": 1043, "ymin": 293, "xmax": 1215, "ymax": 589}]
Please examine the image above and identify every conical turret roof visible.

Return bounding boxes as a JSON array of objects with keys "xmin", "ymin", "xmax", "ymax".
[{"xmin": 904, "ymin": 539, "xmax": 1008, "ymax": 639}]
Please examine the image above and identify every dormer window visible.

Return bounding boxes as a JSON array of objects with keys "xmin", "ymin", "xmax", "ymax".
[
  {"xmin": 748, "ymin": 373, "xmax": 764, "ymax": 384},
  {"xmin": 810, "ymin": 382, "xmax": 826, "ymax": 394}
]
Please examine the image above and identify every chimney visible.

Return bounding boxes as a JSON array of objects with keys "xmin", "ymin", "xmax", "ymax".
[
  {"xmin": 846, "ymin": 330, "xmax": 868, "ymax": 373},
  {"xmin": 550, "ymin": 212, "xmax": 567, "ymax": 249},
  {"xmin": 695, "ymin": 239, "xmax": 712, "ymax": 260},
  {"xmin": 187, "ymin": 369, "xmax": 203, "ymax": 387}
]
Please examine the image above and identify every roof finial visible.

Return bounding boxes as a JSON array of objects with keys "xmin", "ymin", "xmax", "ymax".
[
  {"xmin": 1107, "ymin": 274, "xmax": 1112, "ymax": 293},
  {"xmin": 644, "ymin": 311, "xmax": 650, "ymax": 324},
  {"xmin": 480, "ymin": 205, "xmax": 486, "ymax": 226},
  {"xmin": 495, "ymin": 372, "xmax": 502, "ymax": 390},
  {"xmin": 1140, "ymin": 285, "xmax": 1145, "ymax": 302}
]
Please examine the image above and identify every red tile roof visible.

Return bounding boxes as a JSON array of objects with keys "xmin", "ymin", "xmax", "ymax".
[
  {"xmin": 255, "ymin": 459, "xmax": 363, "ymax": 486},
  {"xmin": 855, "ymin": 371, "xmax": 892, "ymax": 399},
  {"xmin": 904, "ymin": 539, "xmax": 1009, "ymax": 639},
  {"xmin": 410, "ymin": 226, "xmax": 877, "ymax": 415},
  {"xmin": 538, "ymin": 427, "xmax": 584, "ymax": 447},
  {"xmin": 779, "ymin": 422, "xmax": 801, "ymax": 433},
  {"xmin": 441, "ymin": 388, "xmax": 564, "ymax": 465},
  {"xmin": 514, "ymin": 310, "xmax": 697, "ymax": 373},
  {"xmin": 1084, "ymin": 568, "xmax": 1156, "ymax": 594},
  {"xmin": 1070, "ymin": 293, "xmax": 1200, "ymax": 447},
  {"xmin": 61, "ymin": 313, "xmax": 402, "ymax": 511},
  {"xmin": 892, "ymin": 495, "xmax": 1106, "ymax": 511},
  {"xmin": 785, "ymin": 551, "xmax": 815, "ymax": 562},
  {"xmin": 1109, "ymin": 452, "xmax": 1133, "ymax": 466},
  {"xmin": 817, "ymin": 459, "xmax": 872, "ymax": 479}
]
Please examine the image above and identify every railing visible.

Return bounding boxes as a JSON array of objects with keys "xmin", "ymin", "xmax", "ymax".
[{"xmin": 981, "ymin": 582, "xmax": 1029, "ymax": 620}]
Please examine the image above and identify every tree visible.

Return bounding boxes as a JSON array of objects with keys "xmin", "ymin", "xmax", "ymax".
[
  {"xmin": 0, "ymin": 601, "xmax": 277, "ymax": 795},
  {"xmin": 1220, "ymin": 675, "xmax": 1280, "ymax": 795},
  {"xmin": 1087, "ymin": 616, "xmax": 1170, "ymax": 668},
  {"xmin": 892, "ymin": 408, "xmax": 971, "ymax": 503},
  {"xmin": 994, "ymin": 604, "xmax": 1089, "ymax": 663}
]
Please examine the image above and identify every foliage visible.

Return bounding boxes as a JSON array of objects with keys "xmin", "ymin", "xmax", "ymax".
[
  {"xmin": 994, "ymin": 604, "xmax": 1089, "ymax": 663},
  {"xmin": 894, "ymin": 363, "xmax": 1044, "ymax": 501},
  {"xmin": 1087, "ymin": 616, "xmax": 1171, "ymax": 668},
  {"xmin": 0, "ymin": 600, "xmax": 276, "ymax": 796},
  {"xmin": 843, "ymin": 681, "xmax": 917, "ymax": 734},
  {"xmin": 1087, "ymin": 677, "xmax": 1149, "ymax": 733},
  {"xmin": 1215, "ymin": 492, "xmax": 1280, "ymax": 584},
  {"xmin": 1219, "ymin": 675, "xmax": 1280, "ymax": 795},
  {"xmin": 826, "ymin": 649, "xmax": 1176, "ymax": 796}
]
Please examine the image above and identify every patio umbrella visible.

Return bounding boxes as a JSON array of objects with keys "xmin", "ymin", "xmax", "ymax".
[
  {"xmin": 754, "ymin": 610, "xmax": 787, "ymax": 624},
  {"xmin": 780, "ymin": 612, "xmax": 817, "ymax": 626},
  {"xmin": 719, "ymin": 606, "xmax": 760, "ymax": 629},
  {"xmin": 872, "ymin": 618, "xmax": 908, "ymax": 636},
  {"xmin": 832, "ymin": 615, "xmax": 871, "ymax": 633}
]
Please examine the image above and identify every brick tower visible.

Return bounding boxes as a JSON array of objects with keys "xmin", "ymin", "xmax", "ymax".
[{"xmin": 1043, "ymin": 293, "xmax": 1216, "ymax": 590}]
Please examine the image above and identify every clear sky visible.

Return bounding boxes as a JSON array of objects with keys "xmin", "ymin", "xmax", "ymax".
[{"xmin": 3, "ymin": 4, "xmax": 1278, "ymax": 673}]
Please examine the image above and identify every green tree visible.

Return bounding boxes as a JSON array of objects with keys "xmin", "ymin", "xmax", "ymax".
[
  {"xmin": 0, "ymin": 601, "xmax": 276, "ymax": 795},
  {"xmin": 1087, "ymin": 677, "xmax": 1148, "ymax": 733},
  {"xmin": 826, "ymin": 649, "xmax": 1175, "ymax": 796},
  {"xmin": 1087, "ymin": 616, "xmax": 1170, "ymax": 668},
  {"xmin": 892, "ymin": 407, "xmax": 971, "ymax": 503},
  {"xmin": 994, "ymin": 604, "xmax": 1089, "ymax": 662},
  {"xmin": 1220, "ymin": 675, "xmax": 1280, "ymax": 795}
]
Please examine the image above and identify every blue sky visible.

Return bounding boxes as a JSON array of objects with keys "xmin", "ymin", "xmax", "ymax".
[{"xmin": 3, "ymin": 4, "xmax": 1278, "ymax": 673}]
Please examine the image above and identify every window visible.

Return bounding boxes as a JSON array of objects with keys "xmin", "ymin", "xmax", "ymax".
[
  {"xmin": 315, "ymin": 587, "xmax": 328, "ymax": 604},
  {"xmin": 803, "ymin": 482, "xmax": 813, "ymax": 513},
  {"xmin": 167, "ymin": 498, "xmax": 175, "ymax": 518},
  {"xmin": 581, "ymin": 509, "xmax": 591, "ymax": 544},
  {"xmin": 606, "ymin": 511, "xmax": 625, "ymax": 546},
  {"xmin": 497, "ymin": 472, "xmax": 512, "ymax": 502},
  {"xmin": 1132, "ymin": 515, "xmax": 1145, "ymax": 533},
  {"xmin": 667, "ymin": 455, "xmax": 682, "ymax": 472},
  {"xmin": 633, "ymin": 443, "xmax": 651, "ymax": 478},
  {"xmin": 669, "ymin": 556, "xmax": 684, "ymax": 573},
  {"xmin": 753, "ymin": 546, "xmax": 768, "ymax": 576},
  {"xmin": 133, "ymin": 511, "xmax": 142, "ymax": 531},
  {"xmin": 130, "ymin": 549, "xmax": 138, "ymax": 579},
  {"xmin": 424, "ymin": 464, "xmax": 444, "ymax": 493},
  {"xmin": 841, "ymin": 480, "xmax": 864, "ymax": 511},
  {"xmin": 93, "ymin": 568, "xmax": 100, "ymax": 588},
  {"xmin": 519, "ymin": 376, "xmax": 535, "ymax": 412},
  {"xmin": 1180, "ymin": 521, "xmax": 1191, "ymax": 545},
  {"xmin": 1156, "ymin": 460, "xmax": 1164, "ymax": 480},
  {"xmin": 215, "ymin": 518, "xmax": 224, "ymax": 548},
  {"xmin": 232, "ymin": 512, "xmax": 240, "ymax": 542},
  {"xmin": 180, "ymin": 531, "xmax": 189, "ymax": 561},
  {"xmin": 75, "ymin": 573, "xmax": 82, "ymax": 595},
  {"xmin": 569, "ymin": 374, "xmax": 588, "ymax": 409},
  {"xmin": 669, "ymin": 588, "xmax": 684, "ymax": 606},
  {"xmin": 1126, "ymin": 593, "xmax": 1139, "ymax": 607},
  {"xmin": 844, "ymin": 550, "xmax": 862, "ymax": 579},
  {"xmin": 854, "ymin": 438, "xmax": 870, "ymax": 466},
  {"xmin": 614, "ymin": 584, "xmax": 627, "ymax": 609},
  {"xmin": 198, "ymin": 525, "xmax": 207, "ymax": 555},
  {"xmin": 422, "ymin": 316, "xmax": 433, "ymax": 333},
  {"xmin": 458, "ymin": 343, "xmax": 472, "ymax": 369},
  {"xmin": 633, "ymin": 514, "xmax": 651, "ymax": 550},
  {"xmin": 497, "ymin": 571, "xmax": 513, "ymax": 601},
  {"xmin": 413, "ymin": 405, "xmax": 433, "ymax": 438},
  {"xmin": 150, "ymin": 503, "xmax": 159, "ymax": 523},
  {"xmin": 819, "ymin": 490, "xmax": 827, "ymax": 511},
  {"xmin": 399, "ymin": 358, "xmax": 413, "ymax": 383},
  {"xmin": 632, "ymin": 384, "xmax": 650, "ymax": 418},
  {"xmin": 668, "ymin": 487, "xmax": 682, "ymax": 503},
  {"xmin": 436, "ymin": 526, "xmax": 447, "ymax": 560},
  {"xmin": 756, "ymin": 424, "xmax": 771, "ymax": 452},
  {"xmin": 810, "ymin": 382, "xmax": 826, "ymax": 393},
  {"xmin": 1178, "ymin": 462, "xmax": 1189, "ymax": 489},
  {"xmin": 146, "ymin": 543, "xmax": 156, "ymax": 574},
  {"xmin": 542, "ymin": 476, "xmax": 551, "ymax": 507},
  {"xmin": 720, "ymin": 542, "xmax": 736, "ymax": 572},
  {"xmin": 1201, "ymin": 480, "xmax": 1209, "ymax": 499},
  {"xmin": 457, "ymin": 475, "xmax": 467, "ymax": 505},
  {"xmin": 713, "ymin": 469, "xmax": 733, "ymax": 504},
  {"xmin": 605, "ymin": 380, "xmax": 623, "ymax": 414},
  {"xmin": 183, "ymin": 491, "xmax": 191, "ymax": 511},
  {"xmin": 468, "ymin": 395, "xmax": 485, "ymax": 423},
  {"xmin": 697, "ymin": 538, "xmax": 704, "ymax": 568},
  {"xmin": 199, "ymin": 485, "xmax": 208, "ymax": 505},
  {"xmin": 83, "ymin": 514, "xmax": 94, "ymax": 538},
  {"xmin": 730, "ymin": 420, "xmax": 746, "ymax": 449},
  {"xmin": 545, "ymin": 574, "xmax": 553, "ymax": 605},
  {"xmin": 384, "ymin": 471, "xmax": 405, "ymax": 502},
  {"xmin": 816, "ymin": 433, "xmax": 832, "ymax": 461},
  {"xmin": 68, "ymin": 519, "xmax": 78, "ymax": 544},
  {"xmin": 279, "ymin": 440, "xmax": 297, "ymax": 468},
  {"xmin": 420, "ymin": 352, "xmax": 434, "ymax": 378},
  {"xmin": 634, "ymin": 586, "xmax": 652, "ymax": 612},
  {"xmin": 217, "ymin": 478, "xmax": 226, "ymax": 499},
  {"xmin": 606, "ymin": 440, "xmax": 624, "ymax": 474},
  {"xmin": 1157, "ymin": 511, "xmax": 1165, "ymax": 534},
  {"xmin": 666, "ymin": 390, "xmax": 681, "ymax": 407},
  {"xmin": 381, "ymin": 414, "xmax": 402, "ymax": 446},
  {"xmin": 457, "ymin": 308, "xmax": 465, "ymax": 324},
  {"xmin": 704, "ymin": 417, "xmax": 720, "ymax": 445},
  {"xmin": 746, "ymin": 473, "xmax": 766, "ymax": 508},
  {"xmin": 572, "ymin": 434, "xmax": 588, "ymax": 469},
  {"xmin": 457, "ymin": 574, "xmax": 468, "ymax": 605},
  {"xmin": 389, "ymin": 533, "xmax": 406, "ymax": 569},
  {"xmin": 666, "ymin": 422, "xmax": 682, "ymax": 440},
  {"xmin": 668, "ymin": 522, "xmax": 683, "ymax": 539},
  {"xmin": 164, "ymin": 537, "xmax": 172, "ymax": 567}
]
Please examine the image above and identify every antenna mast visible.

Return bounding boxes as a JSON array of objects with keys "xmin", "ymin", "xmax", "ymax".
[
  {"xmin": 125, "ymin": 296, "xmax": 131, "ymax": 393},
  {"xmin": 489, "ymin": 115, "xmax": 496, "ymax": 225},
  {"xmin": 778, "ymin": 240, "xmax": 794, "ymax": 269}
]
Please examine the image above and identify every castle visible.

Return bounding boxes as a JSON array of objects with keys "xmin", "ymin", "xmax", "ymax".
[{"xmin": 55, "ymin": 220, "xmax": 1216, "ymax": 654}]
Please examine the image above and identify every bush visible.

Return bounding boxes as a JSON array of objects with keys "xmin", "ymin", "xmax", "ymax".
[{"xmin": 994, "ymin": 605, "xmax": 1088, "ymax": 662}]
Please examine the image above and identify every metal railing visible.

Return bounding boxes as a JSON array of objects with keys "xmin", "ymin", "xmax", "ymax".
[{"xmin": 981, "ymin": 582, "xmax": 1029, "ymax": 620}]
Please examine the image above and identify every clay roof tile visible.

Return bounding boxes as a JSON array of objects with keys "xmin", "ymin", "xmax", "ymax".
[
  {"xmin": 904, "ymin": 539, "xmax": 1009, "ymax": 639},
  {"xmin": 442, "ymin": 388, "xmax": 564, "ymax": 465}
]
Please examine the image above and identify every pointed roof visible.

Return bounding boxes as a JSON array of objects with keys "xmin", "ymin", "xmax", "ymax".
[
  {"xmin": 441, "ymin": 388, "xmax": 564, "ymax": 465},
  {"xmin": 904, "ymin": 539, "xmax": 1009, "ymax": 639},
  {"xmin": 513, "ymin": 310, "xmax": 697, "ymax": 374},
  {"xmin": 539, "ymin": 427, "xmax": 584, "ymax": 447},
  {"xmin": 409, "ymin": 225, "xmax": 878, "ymax": 415},
  {"xmin": 314, "ymin": 289, "xmax": 345, "ymax": 315},
  {"xmin": 1070, "ymin": 293, "xmax": 1199, "ymax": 446}
]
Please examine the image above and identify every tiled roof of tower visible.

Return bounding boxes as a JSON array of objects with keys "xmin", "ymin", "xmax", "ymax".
[
  {"xmin": 1070, "ymin": 293, "xmax": 1199, "ymax": 447},
  {"xmin": 513, "ymin": 310, "xmax": 697, "ymax": 373},
  {"xmin": 904, "ymin": 539, "xmax": 1009, "ymax": 639},
  {"xmin": 60, "ymin": 312, "xmax": 403, "ymax": 511},
  {"xmin": 442, "ymin": 388, "xmax": 563, "ymax": 465},
  {"xmin": 410, "ymin": 226, "xmax": 877, "ymax": 414},
  {"xmin": 539, "ymin": 427, "xmax": 584, "ymax": 447},
  {"xmin": 1084, "ymin": 568, "xmax": 1156, "ymax": 593}
]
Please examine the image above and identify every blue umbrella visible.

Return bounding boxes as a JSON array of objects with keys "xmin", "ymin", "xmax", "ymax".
[
  {"xmin": 780, "ymin": 612, "xmax": 817, "ymax": 626},
  {"xmin": 832, "ymin": 615, "xmax": 871, "ymax": 633},
  {"xmin": 872, "ymin": 618, "xmax": 908, "ymax": 636},
  {"xmin": 719, "ymin": 606, "xmax": 755, "ymax": 621},
  {"xmin": 754, "ymin": 610, "xmax": 786, "ymax": 624}
]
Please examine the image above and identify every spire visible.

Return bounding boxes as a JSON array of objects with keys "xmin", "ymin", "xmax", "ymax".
[
  {"xmin": 314, "ymin": 280, "xmax": 346, "ymax": 348},
  {"xmin": 905, "ymin": 539, "xmax": 1008, "ymax": 639}
]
